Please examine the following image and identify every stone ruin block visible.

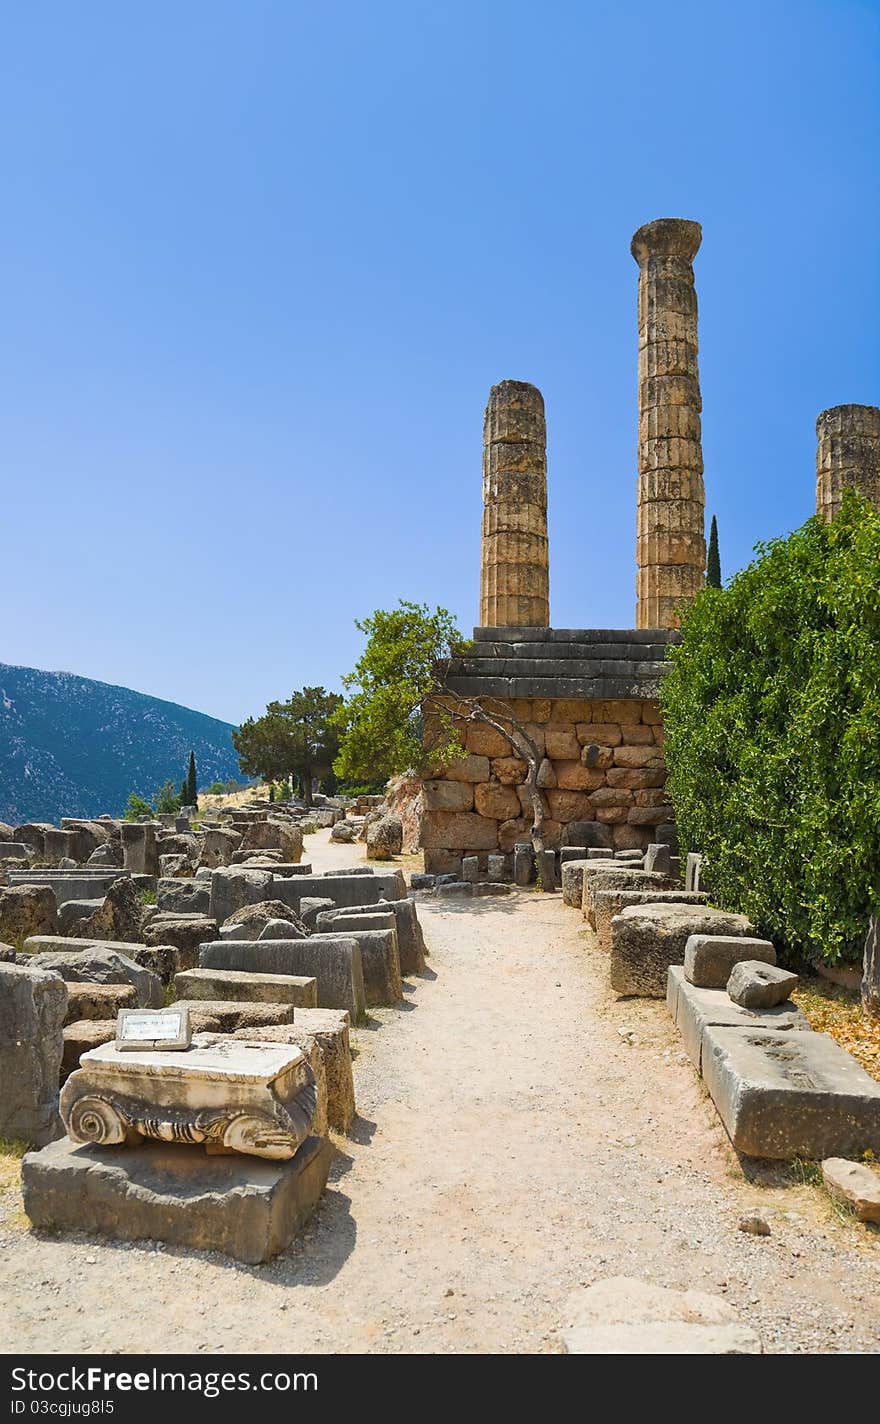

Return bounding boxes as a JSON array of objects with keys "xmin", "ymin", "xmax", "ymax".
[{"xmin": 0, "ymin": 961, "xmax": 67, "ymax": 1145}]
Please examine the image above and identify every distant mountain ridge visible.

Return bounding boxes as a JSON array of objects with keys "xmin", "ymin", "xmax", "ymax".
[{"xmin": 0, "ymin": 663, "xmax": 241, "ymax": 824}]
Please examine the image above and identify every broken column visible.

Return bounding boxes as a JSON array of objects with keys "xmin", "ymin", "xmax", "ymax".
[
  {"xmin": 631, "ymin": 218, "xmax": 706, "ymax": 629},
  {"xmin": 815, "ymin": 404, "xmax": 880, "ymax": 520},
  {"xmin": 480, "ymin": 380, "xmax": 550, "ymax": 628}
]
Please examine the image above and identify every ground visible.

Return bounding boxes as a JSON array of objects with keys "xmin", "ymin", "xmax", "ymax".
[{"xmin": 2, "ymin": 829, "xmax": 879, "ymax": 1354}]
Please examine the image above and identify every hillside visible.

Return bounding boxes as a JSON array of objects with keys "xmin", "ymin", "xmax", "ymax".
[{"xmin": 0, "ymin": 663, "xmax": 241, "ymax": 824}]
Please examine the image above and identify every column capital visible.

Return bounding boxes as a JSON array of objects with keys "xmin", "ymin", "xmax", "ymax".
[{"xmin": 631, "ymin": 218, "xmax": 702, "ymax": 265}]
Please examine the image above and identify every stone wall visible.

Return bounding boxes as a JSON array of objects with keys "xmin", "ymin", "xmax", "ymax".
[{"xmin": 421, "ymin": 696, "xmax": 668, "ymax": 875}]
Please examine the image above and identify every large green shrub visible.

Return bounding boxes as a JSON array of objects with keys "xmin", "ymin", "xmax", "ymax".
[{"xmin": 661, "ymin": 492, "xmax": 880, "ymax": 967}]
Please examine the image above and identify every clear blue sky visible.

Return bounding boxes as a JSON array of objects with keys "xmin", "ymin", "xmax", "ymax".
[{"xmin": 2, "ymin": 1, "xmax": 877, "ymax": 725}]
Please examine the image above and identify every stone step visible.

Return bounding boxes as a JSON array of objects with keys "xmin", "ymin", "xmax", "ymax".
[{"xmin": 173, "ymin": 967, "xmax": 317, "ymax": 1007}]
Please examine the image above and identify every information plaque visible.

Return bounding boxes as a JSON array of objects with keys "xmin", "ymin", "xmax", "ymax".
[{"xmin": 115, "ymin": 1006, "xmax": 192, "ymax": 1052}]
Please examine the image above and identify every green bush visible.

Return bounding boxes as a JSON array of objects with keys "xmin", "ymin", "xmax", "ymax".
[
  {"xmin": 661, "ymin": 492, "xmax": 880, "ymax": 968},
  {"xmin": 123, "ymin": 792, "xmax": 154, "ymax": 821},
  {"xmin": 206, "ymin": 781, "xmax": 226, "ymax": 796}
]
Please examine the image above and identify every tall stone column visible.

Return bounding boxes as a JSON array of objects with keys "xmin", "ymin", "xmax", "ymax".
[
  {"xmin": 816, "ymin": 404, "xmax": 880, "ymax": 520},
  {"xmin": 480, "ymin": 380, "xmax": 549, "ymax": 628},
  {"xmin": 631, "ymin": 218, "xmax": 706, "ymax": 629}
]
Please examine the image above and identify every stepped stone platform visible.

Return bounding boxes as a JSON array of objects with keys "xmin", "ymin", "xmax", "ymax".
[{"xmin": 445, "ymin": 627, "xmax": 676, "ymax": 701}]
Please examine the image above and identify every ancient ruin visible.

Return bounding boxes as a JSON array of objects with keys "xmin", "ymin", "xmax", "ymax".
[{"xmin": 815, "ymin": 403, "xmax": 880, "ymax": 520}]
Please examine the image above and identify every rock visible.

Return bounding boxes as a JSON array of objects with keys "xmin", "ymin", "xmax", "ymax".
[
  {"xmin": 435, "ymin": 881, "xmax": 473, "ymax": 896},
  {"xmin": 583, "ymin": 868, "xmax": 673, "ymax": 926},
  {"xmin": 644, "ymin": 843, "xmax": 672, "ymax": 874},
  {"xmin": 298, "ymin": 897, "xmax": 335, "ymax": 931},
  {"xmin": 87, "ymin": 843, "xmax": 123, "ymax": 868},
  {"xmin": 611, "ymin": 903, "xmax": 755, "ymax": 998},
  {"xmin": 209, "ymin": 868, "xmax": 273, "ymax": 925},
  {"xmin": 0, "ymin": 961, "xmax": 67, "ymax": 1145},
  {"xmin": 21, "ymin": 1135, "xmax": 333, "ymax": 1264},
  {"xmin": 236, "ymin": 1014, "xmax": 356, "ymax": 1134},
  {"xmin": 561, "ymin": 859, "xmax": 590, "ymax": 907},
  {"xmin": 564, "ymin": 820, "xmax": 614, "ymax": 850},
  {"xmin": 667, "ymin": 965, "xmax": 809, "ymax": 1071},
  {"xmin": 594, "ymin": 890, "xmax": 707, "ymax": 954},
  {"xmin": 172, "ymin": 999, "xmax": 297, "ymax": 1033},
  {"xmin": 173, "ymin": 967, "xmax": 317, "ymax": 1007},
  {"xmin": 156, "ymin": 877, "xmax": 212, "ymax": 915},
  {"xmin": 25, "ymin": 946, "xmax": 163, "ymax": 1008},
  {"xmin": 159, "ymin": 853, "xmax": 192, "ymax": 879},
  {"xmin": 0, "ymin": 885, "xmax": 59, "ymax": 943},
  {"xmin": 308, "ymin": 929, "xmax": 402, "ymax": 1008},
  {"xmin": 222, "ymin": 900, "xmax": 308, "ymax": 941},
  {"xmin": 487, "ymin": 853, "xmax": 510, "ymax": 882},
  {"xmin": 727, "ymin": 960, "xmax": 798, "ymax": 1008},
  {"xmin": 0, "ymin": 944, "xmax": 16, "ymax": 962},
  {"xmin": 738, "ymin": 1215, "xmax": 772, "ymax": 1236},
  {"xmin": 239, "ymin": 819, "xmax": 303, "ymax": 864},
  {"xmin": 63, "ymin": 981, "xmax": 137, "ymax": 1023},
  {"xmin": 330, "ymin": 821, "xmax": 356, "ymax": 843},
  {"xmin": 561, "ymin": 1277, "xmax": 761, "ymax": 1354},
  {"xmin": 77, "ymin": 877, "xmax": 144, "ymax": 944},
  {"xmin": 143, "ymin": 915, "xmax": 218, "ymax": 968},
  {"xmin": 684, "ymin": 934, "xmax": 776, "ymax": 989},
  {"xmin": 461, "ymin": 856, "xmax": 480, "ymax": 884},
  {"xmin": 821, "ymin": 1157, "xmax": 880, "ymax": 1221},
  {"xmin": 198, "ymin": 827, "xmax": 241, "ymax": 869},
  {"xmin": 410, "ymin": 874, "xmax": 436, "ymax": 890},
  {"xmin": 58, "ymin": 857, "xmax": 77, "ymax": 871},
  {"xmin": 120, "ymin": 823, "xmax": 159, "ymax": 877},
  {"xmin": 259, "ymin": 918, "xmax": 309, "ymax": 941},
  {"xmin": 702, "ymin": 1025, "xmax": 880, "ymax": 1159},
  {"xmin": 366, "ymin": 814, "xmax": 403, "ymax": 861},
  {"xmin": 473, "ymin": 882, "xmax": 512, "ymax": 896},
  {"xmin": 58, "ymin": 898, "xmax": 103, "ymax": 935}
]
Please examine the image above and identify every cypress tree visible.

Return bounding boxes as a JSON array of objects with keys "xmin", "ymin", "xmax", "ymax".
[
  {"xmin": 186, "ymin": 750, "xmax": 198, "ymax": 807},
  {"xmin": 706, "ymin": 515, "xmax": 721, "ymax": 588}
]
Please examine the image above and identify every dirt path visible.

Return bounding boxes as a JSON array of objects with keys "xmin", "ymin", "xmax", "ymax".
[{"xmin": 2, "ymin": 831, "xmax": 880, "ymax": 1354}]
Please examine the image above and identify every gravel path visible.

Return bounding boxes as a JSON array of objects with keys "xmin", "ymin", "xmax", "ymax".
[{"xmin": 2, "ymin": 833, "xmax": 879, "ymax": 1354}]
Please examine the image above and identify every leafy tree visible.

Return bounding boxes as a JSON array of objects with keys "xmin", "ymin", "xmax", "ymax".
[
  {"xmin": 233, "ymin": 687, "xmax": 342, "ymax": 807},
  {"xmin": 706, "ymin": 514, "xmax": 721, "ymax": 588},
  {"xmin": 332, "ymin": 601, "xmax": 551, "ymax": 855},
  {"xmin": 661, "ymin": 491, "xmax": 880, "ymax": 1010},
  {"xmin": 124, "ymin": 791, "xmax": 154, "ymax": 821},
  {"xmin": 155, "ymin": 779, "xmax": 181, "ymax": 815},
  {"xmin": 206, "ymin": 781, "xmax": 226, "ymax": 796}
]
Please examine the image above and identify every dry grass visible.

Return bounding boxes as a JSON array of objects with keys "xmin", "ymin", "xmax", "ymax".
[
  {"xmin": 0, "ymin": 1136, "xmax": 27, "ymax": 1192},
  {"xmin": 792, "ymin": 975, "xmax": 880, "ymax": 1082}
]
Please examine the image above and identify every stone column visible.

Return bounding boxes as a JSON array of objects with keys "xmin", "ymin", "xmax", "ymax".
[
  {"xmin": 631, "ymin": 218, "xmax": 706, "ymax": 629},
  {"xmin": 816, "ymin": 404, "xmax": 880, "ymax": 521},
  {"xmin": 480, "ymin": 380, "xmax": 549, "ymax": 628}
]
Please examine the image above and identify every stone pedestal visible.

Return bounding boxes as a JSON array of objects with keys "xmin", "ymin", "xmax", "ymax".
[
  {"xmin": 120, "ymin": 822, "xmax": 159, "ymax": 877},
  {"xmin": 631, "ymin": 218, "xmax": 706, "ymax": 629},
  {"xmin": 22, "ymin": 1135, "xmax": 332, "ymax": 1264},
  {"xmin": 480, "ymin": 380, "xmax": 549, "ymax": 627},
  {"xmin": 816, "ymin": 404, "xmax": 880, "ymax": 520}
]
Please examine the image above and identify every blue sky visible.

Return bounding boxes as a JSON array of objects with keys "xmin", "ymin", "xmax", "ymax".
[{"xmin": 2, "ymin": 1, "xmax": 877, "ymax": 725}]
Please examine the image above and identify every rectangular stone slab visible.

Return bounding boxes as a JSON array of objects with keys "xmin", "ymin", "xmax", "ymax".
[
  {"xmin": 199, "ymin": 937, "xmax": 365, "ymax": 1021},
  {"xmin": 21, "ymin": 1135, "xmax": 332, "ymax": 1264},
  {"xmin": 268, "ymin": 872, "xmax": 404, "ymax": 912},
  {"xmin": 173, "ymin": 967, "xmax": 317, "ymax": 1007},
  {"xmin": 667, "ymin": 966, "xmax": 809, "ymax": 1071},
  {"xmin": 308, "ymin": 929, "xmax": 402, "ymax": 1008},
  {"xmin": 701, "ymin": 1024, "xmax": 880, "ymax": 1160}
]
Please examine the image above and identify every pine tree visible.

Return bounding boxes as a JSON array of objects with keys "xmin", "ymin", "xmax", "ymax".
[
  {"xmin": 186, "ymin": 750, "xmax": 198, "ymax": 808},
  {"xmin": 706, "ymin": 515, "xmax": 721, "ymax": 588}
]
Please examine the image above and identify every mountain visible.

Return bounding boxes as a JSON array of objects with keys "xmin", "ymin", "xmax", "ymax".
[{"xmin": 0, "ymin": 663, "xmax": 241, "ymax": 824}]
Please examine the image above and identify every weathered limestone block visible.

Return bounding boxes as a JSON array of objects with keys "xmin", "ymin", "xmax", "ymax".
[
  {"xmin": 556, "ymin": 763, "xmax": 604, "ymax": 792},
  {"xmin": 242, "ymin": 1009, "xmax": 355, "ymax": 1134},
  {"xmin": 421, "ymin": 811, "xmax": 499, "ymax": 851},
  {"xmin": 143, "ymin": 915, "xmax": 218, "ymax": 968},
  {"xmin": 684, "ymin": 934, "xmax": 776, "ymax": 989},
  {"xmin": 157, "ymin": 878, "xmax": 212, "ymax": 915},
  {"xmin": 14, "ymin": 823, "xmax": 55, "ymax": 857},
  {"xmin": 0, "ymin": 886, "xmax": 59, "ymax": 944},
  {"xmin": 545, "ymin": 725, "xmax": 581, "ymax": 759},
  {"xmin": 239, "ymin": 819, "xmax": 303, "ymax": 864},
  {"xmin": 441, "ymin": 755, "xmax": 491, "ymax": 784},
  {"xmin": 120, "ymin": 823, "xmax": 160, "ymax": 877},
  {"xmin": 25, "ymin": 944, "xmax": 163, "ymax": 1008},
  {"xmin": 514, "ymin": 842, "xmax": 535, "ymax": 887},
  {"xmin": 492, "ymin": 756, "xmax": 527, "ymax": 785},
  {"xmin": 594, "ymin": 889, "xmax": 706, "ymax": 953},
  {"xmin": 582, "ymin": 868, "xmax": 673, "ymax": 927},
  {"xmin": 701, "ymin": 1025, "xmax": 880, "ymax": 1160},
  {"xmin": 465, "ymin": 722, "xmax": 512, "ymax": 758},
  {"xmin": 78, "ymin": 877, "xmax": 144, "ymax": 944},
  {"xmin": 200, "ymin": 937, "xmax": 366, "ymax": 1020},
  {"xmin": 726, "ymin": 961, "xmax": 798, "ymax": 1009},
  {"xmin": 64, "ymin": 981, "xmax": 137, "ymax": 1023},
  {"xmin": 473, "ymin": 782, "xmax": 522, "ymax": 821},
  {"xmin": 366, "ymin": 814, "xmax": 403, "ymax": 861},
  {"xmin": 611, "ymin": 903, "xmax": 755, "ymax": 998},
  {"xmin": 209, "ymin": 868, "xmax": 273, "ymax": 925},
  {"xmin": 172, "ymin": 1000, "xmax": 298, "ymax": 1034},
  {"xmin": 60, "ymin": 1035, "xmax": 318, "ymax": 1161},
  {"xmin": 563, "ymin": 819, "xmax": 614, "ymax": 850},
  {"xmin": 0, "ymin": 961, "xmax": 67, "ymax": 1145},
  {"xmin": 323, "ymin": 902, "xmax": 426, "ymax": 976},
  {"xmin": 21, "ymin": 1135, "xmax": 333, "ymax": 1264},
  {"xmin": 309, "ymin": 929, "xmax": 401, "ymax": 1008},
  {"xmin": 821, "ymin": 1158, "xmax": 880, "ymax": 1221},
  {"xmin": 199, "ymin": 827, "xmax": 242, "ymax": 869},
  {"xmin": 644, "ymin": 843, "xmax": 672, "ymax": 874},
  {"xmin": 221, "ymin": 900, "xmax": 308, "ymax": 941},
  {"xmin": 423, "ymin": 780, "xmax": 474, "ymax": 811},
  {"xmin": 561, "ymin": 859, "xmax": 590, "ymax": 908},
  {"xmin": 816, "ymin": 404, "xmax": 880, "ymax": 521},
  {"xmin": 480, "ymin": 380, "xmax": 549, "ymax": 628},
  {"xmin": 667, "ymin": 966, "xmax": 808, "ymax": 1072},
  {"xmin": 174, "ymin": 967, "xmax": 317, "ymax": 1007},
  {"xmin": 62, "ymin": 1020, "xmax": 116, "ymax": 1080}
]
